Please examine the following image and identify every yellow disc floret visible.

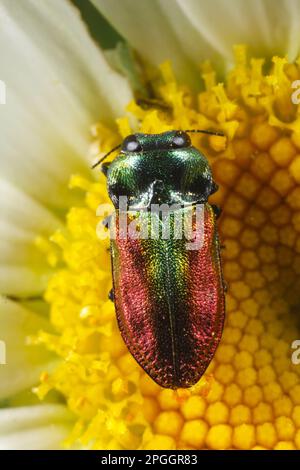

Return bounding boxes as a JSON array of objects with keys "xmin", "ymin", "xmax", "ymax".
[{"xmin": 35, "ymin": 46, "xmax": 300, "ymax": 449}]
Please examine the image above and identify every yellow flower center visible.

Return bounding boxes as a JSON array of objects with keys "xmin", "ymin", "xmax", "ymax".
[{"xmin": 35, "ymin": 45, "xmax": 300, "ymax": 450}]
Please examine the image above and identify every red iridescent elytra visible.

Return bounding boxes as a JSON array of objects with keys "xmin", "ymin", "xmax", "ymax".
[
  {"xmin": 99, "ymin": 130, "xmax": 226, "ymax": 389},
  {"xmin": 110, "ymin": 205, "xmax": 225, "ymax": 389}
]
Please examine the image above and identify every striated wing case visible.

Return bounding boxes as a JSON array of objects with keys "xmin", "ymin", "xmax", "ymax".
[{"xmin": 110, "ymin": 204, "xmax": 225, "ymax": 389}]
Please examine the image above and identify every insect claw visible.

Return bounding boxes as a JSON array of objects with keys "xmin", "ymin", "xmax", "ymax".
[
  {"xmin": 108, "ymin": 289, "xmax": 114, "ymax": 302},
  {"xmin": 223, "ymin": 281, "xmax": 228, "ymax": 293},
  {"xmin": 102, "ymin": 214, "xmax": 112, "ymax": 229},
  {"xmin": 212, "ymin": 204, "xmax": 222, "ymax": 219},
  {"xmin": 210, "ymin": 182, "xmax": 219, "ymax": 195},
  {"xmin": 220, "ymin": 244, "xmax": 226, "ymax": 250}
]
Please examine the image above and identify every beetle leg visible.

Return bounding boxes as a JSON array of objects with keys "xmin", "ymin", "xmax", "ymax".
[
  {"xmin": 5, "ymin": 294, "xmax": 42, "ymax": 301},
  {"xmin": 212, "ymin": 204, "xmax": 222, "ymax": 219},
  {"xmin": 108, "ymin": 289, "xmax": 114, "ymax": 302},
  {"xmin": 223, "ymin": 281, "xmax": 228, "ymax": 293},
  {"xmin": 101, "ymin": 162, "xmax": 111, "ymax": 177},
  {"xmin": 210, "ymin": 182, "xmax": 219, "ymax": 195},
  {"xmin": 136, "ymin": 97, "xmax": 171, "ymax": 111},
  {"xmin": 102, "ymin": 214, "xmax": 112, "ymax": 229}
]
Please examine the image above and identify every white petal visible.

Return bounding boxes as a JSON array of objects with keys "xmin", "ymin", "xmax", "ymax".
[
  {"xmin": 0, "ymin": 424, "xmax": 70, "ymax": 450},
  {"xmin": 0, "ymin": 404, "xmax": 73, "ymax": 450},
  {"xmin": 0, "ymin": 298, "xmax": 55, "ymax": 400},
  {"xmin": 0, "ymin": 0, "xmax": 133, "ymax": 209},
  {"xmin": 93, "ymin": 0, "xmax": 295, "ymax": 79},
  {"xmin": 171, "ymin": 0, "xmax": 289, "ymax": 63},
  {"xmin": 91, "ymin": 0, "xmax": 201, "ymax": 88},
  {"xmin": 0, "ymin": 404, "xmax": 73, "ymax": 433},
  {"xmin": 0, "ymin": 179, "xmax": 62, "ymax": 236},
  {"xmin": 0, "ymin": 266, "xmax": 52, "ymax": 297},
  {"xmin": 284, "ymin": 0, "xmax": 300, "ymax": 59},
  {"xmin": 0, "ymin": 180, "xmax": 60, "ymax": 296}
]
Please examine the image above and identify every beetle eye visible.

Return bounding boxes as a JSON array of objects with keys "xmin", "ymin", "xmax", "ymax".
[
  {"xmin": 172, "ymin": 132, "xmax": 191, "ymax": 148},
  {"xmin": 122, "ymin": 135, "xmax": 142, "ymax": 152}
]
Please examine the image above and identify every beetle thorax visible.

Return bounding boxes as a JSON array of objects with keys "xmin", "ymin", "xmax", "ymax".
[{"xmin": 107, "ymin": 132, "xmax": 216, "ymax": 210}]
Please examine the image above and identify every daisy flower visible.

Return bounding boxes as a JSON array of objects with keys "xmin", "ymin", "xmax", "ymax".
[{"xmin": 1, "ymin": 0, "xmax": 300, "ymax": 450}]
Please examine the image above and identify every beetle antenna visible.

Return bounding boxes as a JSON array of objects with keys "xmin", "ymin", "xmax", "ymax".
[
  {"xmin": 91, "ymin": 144, "xmax": 121, "ymax": 169},
  {"xmin": 185, "ymin": 129, "xmax": 225, "ymax": 137}
]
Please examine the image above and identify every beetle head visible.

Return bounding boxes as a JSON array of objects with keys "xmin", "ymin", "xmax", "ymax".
[{"xmin": 107, "ymin": 131, "xmax": 217, "ymax": 209}]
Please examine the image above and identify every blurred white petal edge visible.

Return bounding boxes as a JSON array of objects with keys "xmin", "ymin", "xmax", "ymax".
[{"xmin": 0, "ymin": 0, "xmax": 133, "ymax": 208}]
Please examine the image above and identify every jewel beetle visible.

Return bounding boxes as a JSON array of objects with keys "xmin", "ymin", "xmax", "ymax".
[{"xmin": 93, "ymin": 130, "xmax": 226, "ymax": 389}]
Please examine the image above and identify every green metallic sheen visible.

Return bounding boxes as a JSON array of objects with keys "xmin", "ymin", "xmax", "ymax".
[
  {"xmin": 105, "ymin": 130, "xmax": 225, "ymax": 388},
  {"xmin": 107, "ymin": 131, "xmax": 216, "ymax": 209}
]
